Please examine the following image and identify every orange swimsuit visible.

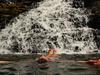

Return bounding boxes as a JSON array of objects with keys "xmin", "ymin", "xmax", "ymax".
[{"xmin": 86, "ymin": 60, "xmax": 100, "ymax": 65}]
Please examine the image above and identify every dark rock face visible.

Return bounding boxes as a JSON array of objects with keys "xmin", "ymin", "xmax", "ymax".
[
  {"xmin": 72, "ymin": 0, "xmax": 100, "ymax": 30},
  {"xmin": 0, "ymin": 0, "xmax": 99, "ymax": 29},
  {"xmin": 87, "ymin": 1, "xmax": 100, "ymax": 30},
  {"xmin": 83, "ymin": 0, "xmax": 96, "ymax": 8},
  {"xmin": 84, "ymin": 0, "xmax": 100, "ymax": 49},
  {"xmin": 0, "ymin": 0, "xmax": 43, "ymax": 30},
  {"xmin": 88, "ymin": 15, "xmax": 100, "ymax": 29}
]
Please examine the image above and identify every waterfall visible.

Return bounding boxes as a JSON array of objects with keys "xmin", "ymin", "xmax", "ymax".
[{"xmin": 0, "ymin": 0, "xmax": 98, "ymax": 54}]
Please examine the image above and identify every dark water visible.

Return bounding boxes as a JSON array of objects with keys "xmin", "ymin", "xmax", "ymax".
[{"xmin": 0, "ymin": 59, "xmax": 100, "ymax": 75}]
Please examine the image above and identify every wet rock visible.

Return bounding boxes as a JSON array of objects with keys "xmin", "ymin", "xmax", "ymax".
[
  {"xmin": 0, "ymin": 0, "xmax": 43, "ymax": 30},
  {"xmin": 87, "ymin": 1, "xmax": 100, "ymax": 29},
  {"xmin": 93, "ymin": 50, "xmax": 98, "ymax": 53},
  {"xmin": 88, "ymin": 14, "xmax": 100, "ymax": 29}
]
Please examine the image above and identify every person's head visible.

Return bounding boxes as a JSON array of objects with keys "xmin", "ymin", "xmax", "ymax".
[{"xmin": 48, "ymin": 49, "xmax": 56, "ymax": 54}]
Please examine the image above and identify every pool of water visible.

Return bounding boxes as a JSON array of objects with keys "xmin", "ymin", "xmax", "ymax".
[
  {"xmin": 0, "ymin": 59, "xmax": 100, "ymax": 75},
  {"xmin": 47, "ymin": 62, "xmax": 100, "ymax": 75}
]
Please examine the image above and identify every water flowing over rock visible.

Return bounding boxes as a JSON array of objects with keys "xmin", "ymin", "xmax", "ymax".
[{"xmin": 0, "ymin": 0, "xmax": 98, "ymax": 54}]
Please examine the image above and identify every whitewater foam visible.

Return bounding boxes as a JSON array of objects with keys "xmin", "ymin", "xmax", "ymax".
[{"xmin": 0, "ymin": 0, "xmax": 98, "ymax": 54}]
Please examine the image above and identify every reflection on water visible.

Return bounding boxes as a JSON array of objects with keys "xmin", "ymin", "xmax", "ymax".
[{"xmin": 0, "ymin": 60, "xmax": 100, "ymax": 75}]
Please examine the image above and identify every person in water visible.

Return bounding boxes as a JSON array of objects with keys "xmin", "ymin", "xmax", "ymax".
[
  {"xmin": 78, "ymin": 59, "xmax": 100, "ymax": 65},
  {"xmin": 37, "ymin": 49, "xmax": 57, "ymax": 63},
  {"xmin": 37, "ymin": 49, "xmax": 100, "ymax": 65}
]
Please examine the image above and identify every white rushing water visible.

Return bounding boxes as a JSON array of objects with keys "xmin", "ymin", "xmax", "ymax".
[{"xmin": 0, "ymin": 0, "xmax": 98, "ymax": 54}]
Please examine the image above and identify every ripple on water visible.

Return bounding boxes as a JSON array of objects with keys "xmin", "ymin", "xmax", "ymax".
[{"xmin": 0, "ymin": 60, "xmax": 99, "ymax": 75}]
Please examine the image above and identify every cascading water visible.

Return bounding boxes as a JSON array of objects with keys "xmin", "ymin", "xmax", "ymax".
[{"xmin": 0, "ymin": 0, "xmax": 98, "ymax": 54}]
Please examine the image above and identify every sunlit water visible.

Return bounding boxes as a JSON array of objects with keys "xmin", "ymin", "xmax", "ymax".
[{"xmin": 0, "ymin": 0, "xmax": 98, "ymax": 54}]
